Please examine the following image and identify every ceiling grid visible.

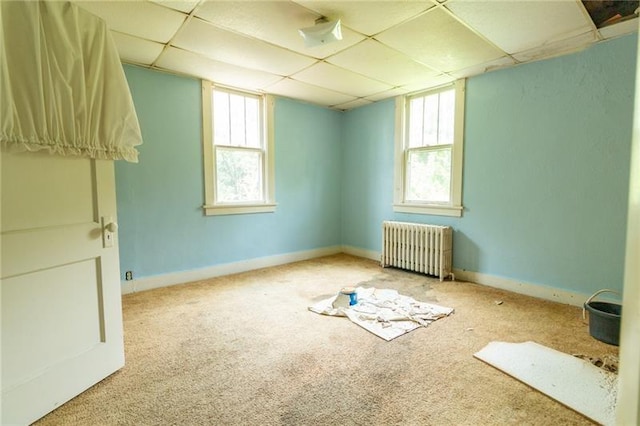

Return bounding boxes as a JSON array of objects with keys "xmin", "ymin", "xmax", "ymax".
[{"xmin": 74, "ymin": 0, "xmax": 639, "ymax": 110}]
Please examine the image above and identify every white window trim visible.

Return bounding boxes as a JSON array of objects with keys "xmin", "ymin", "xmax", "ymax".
[
  {"xmin": 393, "ymin": 79, "xmax": 465, "ymax": 217},
  {"xmin": 201, "ymin": 81, "xmax": 276, "ymax": 216}
]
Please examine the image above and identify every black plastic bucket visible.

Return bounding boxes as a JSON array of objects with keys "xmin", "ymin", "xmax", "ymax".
[{"xmin": 584, "ymin": 289, "xmax": 622, "ymax": 346}]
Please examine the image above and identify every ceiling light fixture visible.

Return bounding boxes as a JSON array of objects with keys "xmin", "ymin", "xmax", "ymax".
[{"xmin": 298, "ymin": 17, "xmax": 342, "ymax": 48}]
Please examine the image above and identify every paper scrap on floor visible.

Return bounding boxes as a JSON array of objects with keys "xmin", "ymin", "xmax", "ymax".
[
  {"xmin": 474, "ymin": 341, "xmax": 617, "ymax": 426},
  {"xmin": 308, "ymin": 287, "xmax": 454, "ymax": 341}
]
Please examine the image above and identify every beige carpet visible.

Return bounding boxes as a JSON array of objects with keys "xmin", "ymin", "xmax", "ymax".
[{"xmin": 36, "ymin": 254, "xmax": 618, "ymax": 425}]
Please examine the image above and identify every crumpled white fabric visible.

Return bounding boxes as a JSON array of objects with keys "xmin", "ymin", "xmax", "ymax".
[
  {"xmin": 0, "ymin": 1, "xmax": 142, "ymax": 162},
  {"xmin": 309, "ymin": 287, "xmax": 454, "ymax": 341}
]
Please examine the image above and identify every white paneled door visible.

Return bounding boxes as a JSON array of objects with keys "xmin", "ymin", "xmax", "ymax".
[{"xmin": 1, "ymin": 151, "xmax": 125, "ymax": 425}]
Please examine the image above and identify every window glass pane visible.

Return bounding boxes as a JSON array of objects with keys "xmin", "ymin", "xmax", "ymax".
[
  {"xmin": 423, "ymin": 93, "xmax": 439, "ymax": 146},
  {"xmin": 408, "ymin": 97, "xmax": 423, "ymax": 148},
  {"xmin": 406, "ymin": 147, "xmax": 451, "ymax": 203},
  {"xmin": 216, "ymin": 148, "xmax": 263, "ymax": 203},
  {"xmin": 245, "ymin": 97, "xmax": 260, "ymax": 148},
  {"xmin": 213, "ymin": 91, "xmax": 230, "ymax": 146},
  {"xmin": 437, "ymin": 89, "xmax": 455, "ymax": 145},
  {"xmin": 229, "ymin": 93, "xmax": 246, "ymax": 146}
]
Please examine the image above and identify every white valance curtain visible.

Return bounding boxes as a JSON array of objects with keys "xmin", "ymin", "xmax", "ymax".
[{"xmin": 0, "ymin": 1, "xmax": 142, "ymax": 162}]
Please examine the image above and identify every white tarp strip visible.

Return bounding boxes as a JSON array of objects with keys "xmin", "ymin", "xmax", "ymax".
[
  {"xmin": 0, "ymin": 1, "xmax": 142, "ymax": 162},
  {"xmin": 474, "ymin": 341, "xmax": 617, "ymax": 426},
  {"xmin": 309, "ymin": 287, "xmax": 454, "ymax": 341}
]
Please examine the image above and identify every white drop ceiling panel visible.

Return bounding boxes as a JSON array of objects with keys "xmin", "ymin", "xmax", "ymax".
[
  {"xmin": 155, "ymin": 47, "xmax": 283, "ymax": 91},
  {"xmin": 364, "ymin": 87, "xmax": 409, "ymax": 102},
  {"xmin": 446, "ymin": 0, "xmax": 594, "ymax": 54},
  {"xmin": 397, "ymin": 74, "xmax": 456, "ymax": 95},
  {"xmin": 292, "ymin": 62, "xmax": 392, "ymax": 98},
  {"xmin": 150, "ymin": 0, "xmax": 200, "ymax": 14},
  {"xmin": 294, "ymin": 1, "xmax": 436, "ymax": 36},
  {"xmin": 194, "ymin": 1, "xmax": 365, "ymax": 59},
  {"xmin": 173, "ymin": 18, "xmax": 317, "ymax": 76},
  {"xmin": 266, "ymin": 78, "xmax": 356, "ymax": 107},
  {"xmin": 449, "ymin": 56, "xmax": 516, "ymax": 79},
  {"xmin": 375, "ymin": 8, "xmax": 505, "ymax": 73},
  {"xmin": 111, "ymin": 32, "xmax": 165, "ymax": 66},
  {"xmin": 77, "ymin": 0, "xmax": 186, "ymax": 43},
  {"xmin": 70, "ymin": 0, "xmax": 638, "ymax": 110},
  {"xmin": 333, "ymin": 98, "xmax": 373, "ymax": 111},
  {"xmin": 512, "ymin": 31, "xmax": 597, "ymax": 63},
  {"xmin": 327, "ymin": 39, "xmax": 441, "ymax": 87}
]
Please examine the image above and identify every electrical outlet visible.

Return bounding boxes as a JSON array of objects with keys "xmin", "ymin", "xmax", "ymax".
[{"xmin": 125, "ymin": 271, "xmax": 133, "ymax": 281}]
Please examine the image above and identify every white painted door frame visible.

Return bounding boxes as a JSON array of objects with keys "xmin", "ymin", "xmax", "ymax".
[{"xmin": 615, "ymin": 27, "xmax": 640, "ymax": 425}]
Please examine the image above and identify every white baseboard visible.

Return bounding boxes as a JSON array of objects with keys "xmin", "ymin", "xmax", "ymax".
[
  {"xmin": 121, "ymin": 245, "xmax": 342, "ymax": 295},
  {"xmin": 453, "ymin": 269, "xmax": 589, "ymax": 307},
  {"xmin": 121, "ymin": 245, "xmax": 590, "ymax": 308},
  {"xmin": 338, "ymin": 246, "xmax": 588, "ymax": 307},
  {"xmin": 341, "ymin": 245, "xmax": 380, "ymax": 262}
]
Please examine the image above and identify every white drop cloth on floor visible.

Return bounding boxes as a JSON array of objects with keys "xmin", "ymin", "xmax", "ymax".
[{"xmin": 308, "ymin": 287, "xmax": 454, "ymax": 341}]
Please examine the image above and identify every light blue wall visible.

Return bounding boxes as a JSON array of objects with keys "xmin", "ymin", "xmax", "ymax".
[
  {"xmin": 342, "ymin": 34, "xmax": 637, "ymax": 296},
  {"xmin": 116, "ymin": 66, "xmax": 342, "ymax": 279},
  {"xmin": 117, "ymin": 34, "xmax": 635, "ymax": 296},
  {"xmin": 341, "ymin": 99, "xmax": 397, "ymax": 250}
]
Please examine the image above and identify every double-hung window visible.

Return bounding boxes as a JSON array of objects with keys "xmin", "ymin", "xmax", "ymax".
[
  {"xmin": 394, "ymin": 80, "xmax": 465, "ymax": 217},
  {"xmin": 202, "ymin": 82, "xmax": 276, "ymax": 215}
]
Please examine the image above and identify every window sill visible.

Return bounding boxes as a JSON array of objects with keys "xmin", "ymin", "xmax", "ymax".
[
  {"xmin": 393, "ymin": 203, "xmax": 463, "ymax": 217},
  {"xmin": 203, "ymin": 203, "xmax": 277, "ymax": 216}
]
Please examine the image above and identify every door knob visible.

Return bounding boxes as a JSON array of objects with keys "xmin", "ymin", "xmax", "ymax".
[{"xmin": 102, "ymin": 216, "xmax": 117, "ymax": 248}]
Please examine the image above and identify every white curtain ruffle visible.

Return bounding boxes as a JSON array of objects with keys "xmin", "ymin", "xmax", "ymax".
[{"xmin": 0, "ymin": 1, "xmax": 142, "ymax": 162}]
